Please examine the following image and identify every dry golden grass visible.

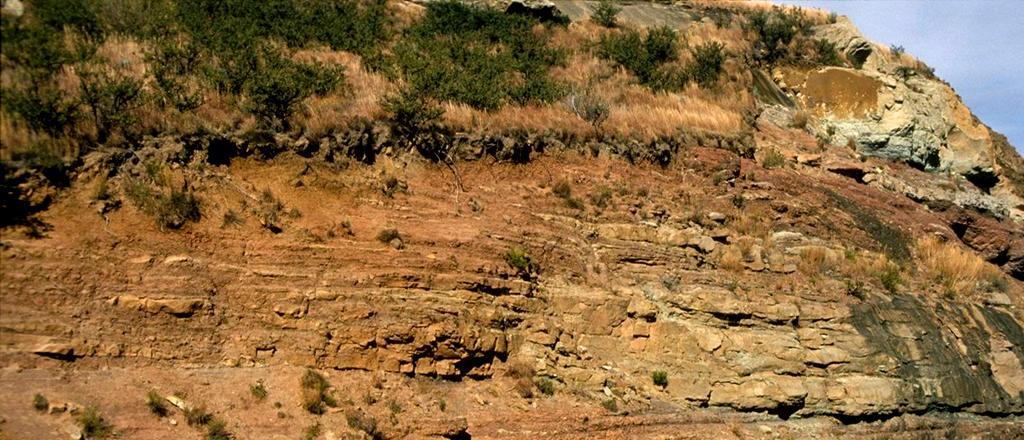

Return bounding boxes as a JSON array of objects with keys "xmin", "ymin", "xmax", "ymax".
[
  {"xmin": 292, "ymin": 49, "xmax": 396, "ymax": 138},
  {"xmin": 443, "ymin": 102, "xmax": 590, "ymax": 136},
  {"xmin": 916, "ymin": 236, "xmax": 1002, "ymax": 297},
  {"xmin": 798, "ymin": 245, "xmax": 837, "ymax": 276},
  {"xmin": 719, "ymin": 246, "xmax": 745, "ymax": 272}
]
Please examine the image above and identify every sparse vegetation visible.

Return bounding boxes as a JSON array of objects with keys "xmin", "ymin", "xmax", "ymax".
[
  {"xmin": 376, "ymin": 228, "xmax": 402, "ymax": 247},
  {"xmin": 250, "ymin": 382, "xmax": 268, "ymax": 401},
  {"xmin": 762, "ymin": 149, "xmax": 786, "ymax": 169},
  {"xmin": 916, "ymin": 236, "xmax": 1001, "ymax": 297},
  {"xmin": 302, "ymin": 422, "xmax": 322, "ymax": 440},
  {"xmin": 346, "ymin": 411, "xmax": 383, "ymax": 440},
  {"xmin": 222, "ymin": 209, "xmax": 243, "ymax": 228},
  {"xmin": 535, "ymin": 377, "xmax": 556, "ymax": 396},
  {"xmin": 601, "ymin": 398, "xmax": 618, "ymax": 412},
  {"xmin": 77, "ymin": 406, "xmax": 114, "ymax": 439},
  {"xmin": 845, "ymin": 279, "xmax": 866, "ymax": 299},
  {"xmin": 147, "ymin": 390, "xmax": 168, "ymax": 417},
  {"xmin": 890, "ymin": 45, "xmax": 906, "ymax": 58},
  {"xmin": 592, "ymin": 0, "xmax": 622, "ymax": 28},
  {"xmin": 300, "ymin": 369, "xmax": 336, "ymax": 415},
  {"xmin": 256, "ymin": 189, "xmax": 285, "ymax": 233},
  {"xmin": 590, "ymin": 186, "xmax": 614, "ymax": 209},
  {"xmin": 651, "ymin": 370, "xmax": 669, "ymax": 388},
  {"xmin": 552, "ymin": 181, "xmax": 585, "ymax": 210},
  {"xmin": 33, "ymin": 393, "xmax": 48, "ymax": 411},
  {"xmin": 206, "ymin": 419, "xmax": 231, "ymax": 440},
  {"xmin": 185, "ymin": 405, "xmax": 214, "ymax": 427},
  {"xmin": 879, "ymin": 263, "xmax": 902, "ymax": 294},
  {"xmin": 125, "ymin": 176, "xmax": 201, "ymax": 230}
]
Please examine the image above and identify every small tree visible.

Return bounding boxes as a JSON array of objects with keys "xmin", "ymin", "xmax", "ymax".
[
  {"xmin": 78, "ymin": 66, "xmax": 145, "ymax": 143},
  {"xmin": 592, "ymin": 0, "xmax": 621, "ymax": 28}
]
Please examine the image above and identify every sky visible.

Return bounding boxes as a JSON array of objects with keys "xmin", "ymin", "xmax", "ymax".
[{"xmin": 774, "ymin": 0, "xmax": 1024, "ymax": 153}]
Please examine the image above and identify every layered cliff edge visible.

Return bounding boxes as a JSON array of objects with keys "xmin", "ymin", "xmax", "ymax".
[{"xmin": 2, "ymin": 1, "xmax": 1024, "ymax": 439}]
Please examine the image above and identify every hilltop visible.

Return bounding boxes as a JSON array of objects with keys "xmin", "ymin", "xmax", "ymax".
[{"xmin": 1, "ymin": 1, "xmax": 1023, "ymax": 439}]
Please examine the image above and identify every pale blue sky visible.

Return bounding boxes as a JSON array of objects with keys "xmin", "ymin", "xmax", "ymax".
[{"xmin": 775, "ymin": 0, "xmax": 1023, "ymax": 152}]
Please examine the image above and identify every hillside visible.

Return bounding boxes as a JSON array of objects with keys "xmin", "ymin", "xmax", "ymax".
[{"xmin": 1, "ymin": 1, "xmax": 1023, "ymax": 439}]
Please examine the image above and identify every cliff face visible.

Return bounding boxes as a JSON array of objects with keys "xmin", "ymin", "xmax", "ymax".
[{"xmin": 2, "ymin": 2, "xmax": 1023, "ymax": 439}]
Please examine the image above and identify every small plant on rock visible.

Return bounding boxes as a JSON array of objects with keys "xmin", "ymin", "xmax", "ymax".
[
  {"xmin": 376, "ymin": 228, "xmax": 403, "ymax": 249},
  {"xmin": 147, "ymin": 390, "xmax": 168, "ymax": 417},
  {"xmin": 504, "ymin": 246, "xmax": 539, "ymax": 279},
  {"xmin": 651, "ymin": 370, "xmax": 669, "ymax": 388}
]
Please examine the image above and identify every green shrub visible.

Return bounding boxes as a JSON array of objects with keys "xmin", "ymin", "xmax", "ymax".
[
  {"xmin": 346, "ymin": 411, "xmax": 382, "ymax": 440},
  {"xmin": 147, "ymin": 39, "xmax": 204, "ymax": 112},
  {"xmin": 2, "ymin": 87, "xmax": 79, "ymax": 137},
  {"xmin": 890, "ymin": 44, "xmax": 905, "ymax": 58},
  {"xmin": 895, "ymin": 66, "xmax": 915, "ymax": 81},
  {"xmin": 147, "ymin": 390, "xmax": 168, "ymax": 417},
  {"xmin": 185, "ymin": 405, "xmax": 214, "ymax": 426},
  {"xmin": 78, "ymin": 66, "xmax": 145, "ymax": 143},
  {"xmin": 845, "ymin": 279, "xmax": 866, "ymax": 299},
  {"xmin": 590, "ymin": 187, "xmax": 613, "ymax": 208},
  {"xmin": 376, "ymin": 229, "xmax": 402, "ymax": 245},
  {"xmin": 394, "ymin": 0, "xmax": 565, "ymax": 110},
  {"xmin": 300, "ymin": 369, "xmax": 335, "ymax": 415},
  {"xmin": 206, "ymin": 419, "xmax": 231, "ymax": 440},
  {"xmin": 651, "ymin": 370, "xmax": 669, "ymax": 388},
  {"xmin": 601, "ymin": 398, "xmax": 618, "ymax": 412},
  {"xmin": 879, "ymin": 264, "xmax": 902, "ymax": 294},
  {"xmin": 504, "ymin": 247, "xmax": 539, "ymax": 278},
  {"xmin": 552, "ymin": 181, "xmax": 584, "ymax": 210},
  {"xmin": 535, "ymin": 378, "xmax": 555, "ymax": 396},
  {"xmin": 383, "ymin": 88, "xmax": 443, "ymax": 145},
  {"xmin": 592, "ymin": 0, "xmax": 621, "ymax": 28},
  {"xmin": 747, "ymin": 7, "xmax": 810, "ymax": 63},
  {"xmin": 250, "ymin": 382, "xmax": 268, "ymax": 401},
  {"xmin": 32, "ymin": 0, "xmax": 104, "ymax": 40},
  {"xmin": 32, "ymin": 393, "xmax": 48, "ymax": 411},
  {"xmin": 301, "ymin": 423, "xmax": 322, "ymax": 440},
  {"xmin": 77, "ymin": 406, "xmax": 114, "ymax": 439},
  {"xmin": 255, "ymin": 189, "xmax": 284, "ymax": 233},
  {"xmin": 91, "ymin": 0, "xmax": 178, "ymax": 39},
  {"xmin": 762, "ymin": 149, "xmax": 786, "ymax": 169},
  {"xmin": 126, "ymin": 178, "xmax": 201, "ymax": 230},
  {"xmin": 598, "ymin": 26, "xmax": 690, "ymax": 91},
  {"xmin": 815, "ymin": 39, "xmax": 842, "ymax": 66},
  {"xmin": 241, "ymin": 46, "xmax": 343, "ymax": 129},
  {"xmin": 689, "ymin": 41, "xmax": 726, "ymax": 88}
]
